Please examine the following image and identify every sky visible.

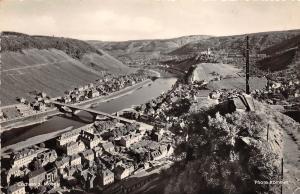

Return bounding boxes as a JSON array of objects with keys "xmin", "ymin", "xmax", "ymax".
[{"xmin": 0, "ymin": 0, "xmax": 300, "ymax": 41}]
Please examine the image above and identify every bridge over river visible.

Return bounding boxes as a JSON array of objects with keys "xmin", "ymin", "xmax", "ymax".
[{"xmin": 50, "ymin": 100, "xmax": 134, "ymax": 124}]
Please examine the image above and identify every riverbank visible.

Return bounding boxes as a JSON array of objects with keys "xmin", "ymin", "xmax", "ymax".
[{"xmin": 0, "ymin": 79, "xmax": 152, "ymax": 131}]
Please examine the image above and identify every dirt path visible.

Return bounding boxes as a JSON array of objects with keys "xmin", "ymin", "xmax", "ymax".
[
  {"xmin": 283, "ymin": 129, "xmax": 300, "ymax": 194},
  {"xmin": 1, "ymin": 60, "xmax": 69, "ymax": 72}
]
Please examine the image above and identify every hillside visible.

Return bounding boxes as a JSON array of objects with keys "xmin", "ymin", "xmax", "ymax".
[
  {"xmin": 89, "ymin": 35, "xmax": 211, "ymax": 62},
  {"xmin": 1, "ymin": 31, "xmax": 102, "ymax": 59},
  {"xmin": 171, "ymin": 29, "xmax": 300, "ymax": 56},
  {"xmin": 0, "ymin": 32, "xmax": 132, "ymax": 105},
  {"xmin": 162, "ymin": 100, "xmax": 300, "ymax": 194},
  {"xmin": 256, "ymin": 34, "xmax": 300, "ymax": 75}
]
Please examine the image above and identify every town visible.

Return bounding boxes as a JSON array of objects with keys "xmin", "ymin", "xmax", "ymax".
[
  {"xmin": 2, "ymin": 115, "xmax": 176, "ymax": 194},
  {"xmin": 1, "ymin": 2, "xmax": 300, "ymax": 193},
  {"xmin": 0, "ymin": 70, "xmax": 152, "ymax": 124}
]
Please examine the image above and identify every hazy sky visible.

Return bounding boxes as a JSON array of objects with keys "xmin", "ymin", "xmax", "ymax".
[{"xmin": 1, "ymin": 0, "xmax": 300, "ymax": 41}]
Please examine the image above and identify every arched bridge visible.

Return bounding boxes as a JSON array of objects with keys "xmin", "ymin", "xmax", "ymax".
[{"xmin": 50, "ymin": 100, "xmax": 134, "ymax": 124}]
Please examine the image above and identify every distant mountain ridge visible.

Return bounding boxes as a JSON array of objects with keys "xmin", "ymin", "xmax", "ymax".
[
  {"xmin": 170, "ymin": 29, "xmax": 300, "ymax": 55},
  {"xmin": 88, "ymin": 35, "xmax": 211, "ymax": 60}
]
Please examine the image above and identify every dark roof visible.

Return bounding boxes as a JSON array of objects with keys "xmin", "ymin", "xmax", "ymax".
[{"xmin": 28, "ymin": 168, "xmax": 46, "ymax": 178}]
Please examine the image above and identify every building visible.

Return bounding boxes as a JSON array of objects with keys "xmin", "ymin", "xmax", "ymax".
[
  {"xmin": 88, "ymin": 89, "xmax": 100, "ymax": 98},
  {"xmin": 36, "ymin": 149, "xmax": 57, "ymax": 166},
  {"xmin": 75, "ymin": 86, "xmax": 84, "ymax": 92},
  {"xmin": 28, "ymin": 168, "xmax": 46, "ymax": 188},
  {"xmin": 152, "ymin": 132, "xmax": 162, "ymax": 142},
  {"xmin": 56, "ymin": 129, "xmax": 80, "ymax": 147},
  {"xmin": 6, "ymin": 167, "xmax": 24, "ymax": 185},
  {"xmin": 150, "ymin": 150, "xmax": 163, "ymax": 161},
  {"xmin": 79, "ymin": 169, "xmax": 96, "ymax": 189},
  {"xmin": 55, "ymin": 156, "xmax": 70, "ymax": 169},
  {"xmin": 98, "ymin": 168, "xmax": 114, "ymax": 186},
  {"xmin": 11, "ymin": 149, "xmax": 39, "ymax": 168},
  {"xmin": 92, "ymin": 146, "xmax": 103, "ymax": 158},
  {"xmin": 45, "ymin": 168, "xmax": 58, "ymax": 186},
  {"xmin": 61, "ymin": 96, "xmax": 71, "ymax": 103},
  {"xmin": 80, "ymin": 131, "xmax": 101, "ymax": 149},
  {"xmin": 62, "ymin": 166, "xmax": 78, "ymax": 178},
  {"xmin": 63, "ymin": 141, "xmax": 85, "ymax": 156},
  {"xmin": 119, "ymin": 133, "xmax": 143, "ymax": 148},
  {"xmin": 166, "ymin": 144, "xmax": 174, "ymax": 157},
  {"xmin": 32, "ymin": 102, "xmax": 46, "ymax": 111},
  {"xmin": 159, "ymin": 145, "xmax": 168, "ymax": 158},
  {"xmin": 114, "ymin": 164, "xmax": 134, "ymax": 180},
  {"xmin": 71, "ymin": 94, "xmax": 81, "ymax": 102},
  {"xmin": 102, "ymin": 142, "xmax": 115, "ymax": 153},
  {"xmin": 7, "ymin": 182, "xmax": 26, "ymax": 194},
  {"xmin": 81, "ymin": 149, "xmax": 95, "ymax": 167},
  {"xmin": 70, "ymin": 154, "xmax": 81, "ymax": 166}
]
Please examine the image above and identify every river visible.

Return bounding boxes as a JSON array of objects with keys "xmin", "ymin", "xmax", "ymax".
[{"xmin": 2, "ymin": 78, "xmax": 177, "ymax": 147}]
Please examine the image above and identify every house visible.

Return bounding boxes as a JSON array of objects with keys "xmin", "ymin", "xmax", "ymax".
[
  {"xmin": 71, "ymin": 94, "xmax": 81, "ymax": 103},
  {"xmin": 81, "ymin": 125, "xmax": 94, "ymax": 134},
  {"xmin": 11, "ymin": 149, "xmax": 39, "ymax": 168},
  {"xmin": 88, "ymin": 89, "xmax": 100, "ymax": 98},
  {"xmin": 98, "ymin": 168, "xmax": 114, "ymax": 186},
  {"xmin": 63, "ymin": 141, "xmax": 85, "ymax": 156},
  {"xmin": 33, "ymin": 102, "xmax": 46, "ymax": 111},
  {"xmin": 56, "ymin": 129, "xmax": 80, "ymax": 147},
  {"xmin": 28, "ymin": 168, "xmax": 46, "ymax": 188},
  {"xmin": 150, "ymin": 150, "xmax": 162, "ymax": 161},
  {"xmin": 80, "ymin": 131, "xmax": 101, "ymax": 149},
  {"xmin": 45, "ymin": 168, "xmax": 58, "ymax": 185},
  {"xmin": 39, "ymin": 92, "xmax": 47, "ymax": 98},
  {"xmin": 76, "ymin": 86, "xmax": 84, "ymax": 92},
  {"xmin": 119, "ymin": 133, "xmax": 143, "ymax": 148},
  {"xmin": 18, "ymin": 97, "xmax": 26, "ymax": 104},
  {"xmin": 6, "ymin": 167, "xmax": 24, "ymax": 185},
  {"xmin": 79, "ymin": 169, "xmax": 96, "ymax": 189},
  {"xmin": 61, "ymin": 96, "xmax": 71, "ymax": 103},
  {"xmin": 93, "ymin": 146, "xmax": 103, "ymax": 158},
  {"xmin": 7, "ymin": 182, "xmax": 26, "ymax": 194},
  {"xmin": 101, "ymin": 154, "xmax": 124, "ymax": 171},
  {"xmin": 63, "ymin": 165, "xmax": 79, "ymax": 178},
  {"xmin": 102, "ymin": 142, "xmax": 114, "ymax": 153},
  {"xmin": 114, "ymin": 164, "xmax": 134, "ymax": 180},
  {"xmin": 55, "ymin": 156, "xmax": 70, "ymax": 169},
  {"xmin": 166, "ymin": 144, "xmax": 174, "ymax": 157},
  {"xmin": 70, "ymin": 154, "xmax": 81, "ymax": 166},
  {"xmin": 152, "ymin": 132, "xmax": 162, "ymax": 142},
  {"xmin": 81, "ymin": 149, "xmax": 95, "ymax": 167},
  {"xmin": 35, "ymin": 96, "xmax": 43, "ymax": 102},
  {"xmin": 159, "ymin": 145, "xmax": 168, "ymax": 157},
  {"xmin": 36, "ymin": 149, "xmax": 57, "ymax": 166}
]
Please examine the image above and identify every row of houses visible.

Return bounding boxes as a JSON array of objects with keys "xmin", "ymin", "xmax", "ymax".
[{"xmin": 59, "ymin": 72, "xmax": 149, "ymax": 104}]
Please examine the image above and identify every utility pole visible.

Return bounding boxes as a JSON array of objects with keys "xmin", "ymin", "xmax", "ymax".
[
  {"xmin": 281, "ymin": 158, "xmax": 284, "ymax": 194},
  {"xmin": 267, "ymin": 124, "xmax": 269, "ymax": 142},
  {"xmin": 246, "ymin": 36, "xmax": 250, "ymax": 94}
]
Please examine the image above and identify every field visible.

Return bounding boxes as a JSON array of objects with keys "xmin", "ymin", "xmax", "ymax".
[
  {"xmin": 191, "ymin": 63, "xmax": 267, "ymax": 91},
  {"xmin": 192, "ymin": 63, "xmax": 241, "ymax": 81},
  {"xmin": 208, "ymin": 77, "xmax": 267, "ymax": 91}
]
